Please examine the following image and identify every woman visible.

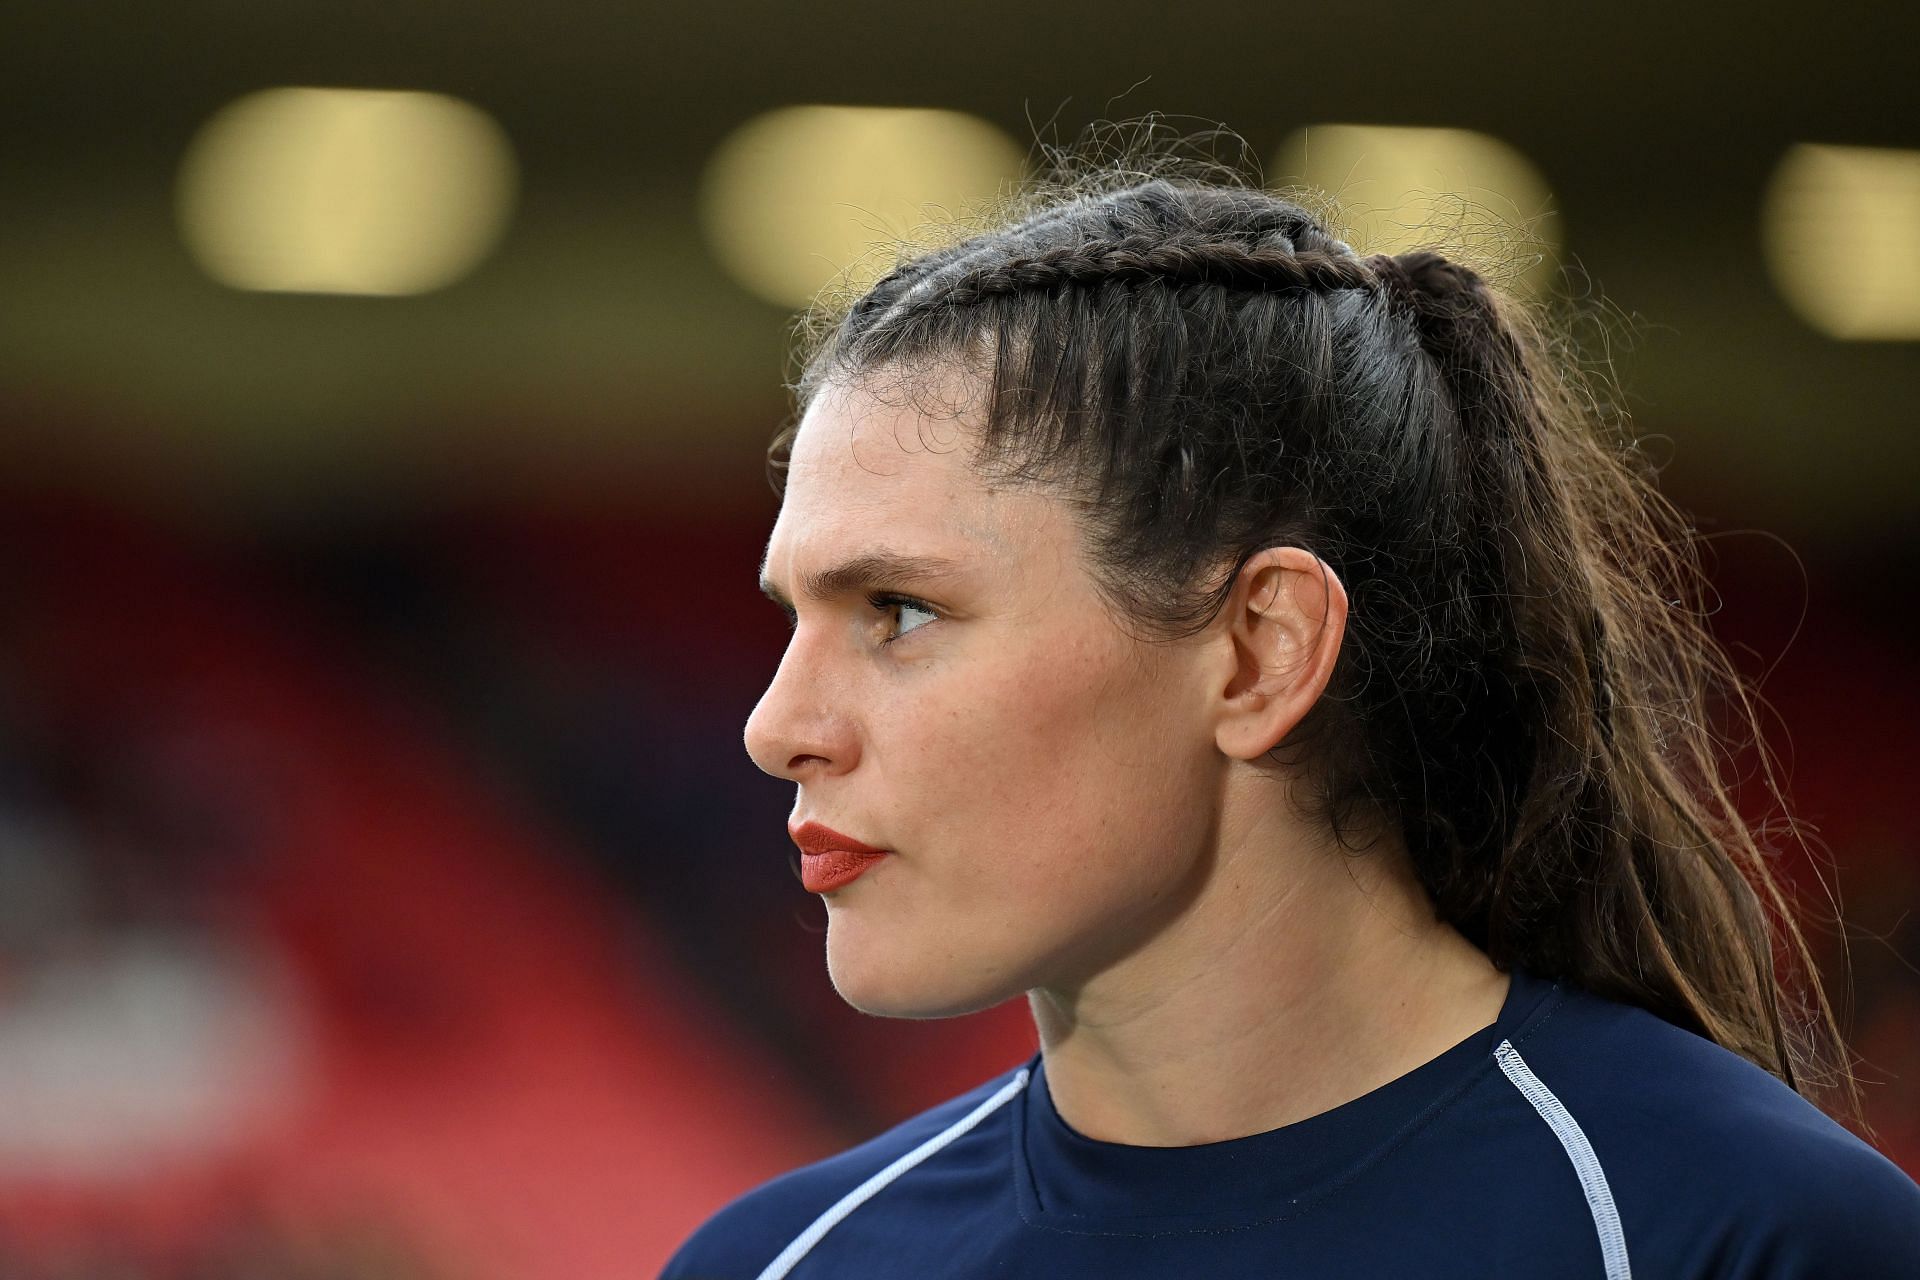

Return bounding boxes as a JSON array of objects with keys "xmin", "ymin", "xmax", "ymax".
[{"xmin": 662, "ymin": 158, "xmax": 1920, "ymax": 1278}]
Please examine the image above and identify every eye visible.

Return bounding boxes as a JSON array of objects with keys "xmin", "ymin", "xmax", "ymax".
[{"xmin": 869, "ymin": 592, "xmax": 938, "ymax": 645}]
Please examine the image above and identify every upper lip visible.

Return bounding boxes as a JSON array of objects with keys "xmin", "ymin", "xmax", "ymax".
[{"xmin": 788, "ymin": 821, "xmax": 890, "ymax": 856}]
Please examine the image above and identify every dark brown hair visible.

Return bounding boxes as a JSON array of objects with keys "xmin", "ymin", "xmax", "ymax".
[{"xmin": 768, "ymin": 136, "xmax": 1860, "ymax": 1126}]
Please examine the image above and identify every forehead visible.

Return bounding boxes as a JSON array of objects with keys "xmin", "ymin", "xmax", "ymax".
[{"xmin": 768, "ymin": 378, "xmax": 1020, "ymax": 559}]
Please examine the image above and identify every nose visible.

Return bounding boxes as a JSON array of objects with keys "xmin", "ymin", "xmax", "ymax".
[{"xmin": 743, "ymin": 636, "xmax": 857, "ymax": 781}]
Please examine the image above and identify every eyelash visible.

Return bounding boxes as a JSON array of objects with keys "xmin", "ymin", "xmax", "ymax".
[
  {"xmin": 774, "ymin": 592, "xmax": 939, "ymax": 645},
  {"xmin": 867, "ymin": 592, "xmax": 937, "ymax": 645}
]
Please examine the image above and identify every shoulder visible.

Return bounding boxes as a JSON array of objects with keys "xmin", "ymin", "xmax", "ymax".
[
  {"xmin": 1502, "ymin": 981, "xmax": 1920, "ymax": 1277},
  {"xmin": 660, "ymin": 1059, "xmax": 1033, "ymax": 1279}
]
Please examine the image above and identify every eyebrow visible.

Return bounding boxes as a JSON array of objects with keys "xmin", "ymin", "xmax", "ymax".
[{"xmin": 758, "ymin": 549, "xmax": 968, "ymax": 611}]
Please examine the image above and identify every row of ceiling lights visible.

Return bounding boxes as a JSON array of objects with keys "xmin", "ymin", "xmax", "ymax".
[{"xmin": 173, "ymin": 90, "xmax": 1920, "ymax": 342}]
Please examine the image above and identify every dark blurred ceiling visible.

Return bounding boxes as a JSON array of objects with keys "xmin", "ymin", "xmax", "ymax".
[
  {"xmin": 1, "ymin": 1, "xmax": 1916, "ymax": 534},
  {"xmin": 7, "ymin": 1, "xmax": 1917, "ymax": 172}
]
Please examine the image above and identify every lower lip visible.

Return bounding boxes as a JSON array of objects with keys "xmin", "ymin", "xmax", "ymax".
[{"xmin": 802, "ymin": 850, "xmax": 890, "ymax": 894}]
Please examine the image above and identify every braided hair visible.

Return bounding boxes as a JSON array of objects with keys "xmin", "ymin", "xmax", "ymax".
[{"xmin": 771, "ymin": 173, "xmax": 1860, "ymax": 1127}]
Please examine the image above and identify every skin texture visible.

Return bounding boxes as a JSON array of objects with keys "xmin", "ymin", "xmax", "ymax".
[{"xmin": 747, "ymin": 375, "xmax": 1510, "ymax": 1148}]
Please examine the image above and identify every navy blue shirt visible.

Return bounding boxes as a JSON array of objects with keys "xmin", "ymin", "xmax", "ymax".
[{"xmin": 663, "ymin": 968, "xmax": 1920, "ymax": 1277}]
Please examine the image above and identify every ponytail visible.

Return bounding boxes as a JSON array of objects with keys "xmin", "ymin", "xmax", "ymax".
[{"xmin": 1357, "ymin": 248, "xmax": 1857, "ymax": 1124}]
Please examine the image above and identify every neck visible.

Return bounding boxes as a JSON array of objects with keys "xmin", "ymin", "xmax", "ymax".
[{"xmin": 1026, "ymin": 803, "xmax": 1509, "ymax": 1148}]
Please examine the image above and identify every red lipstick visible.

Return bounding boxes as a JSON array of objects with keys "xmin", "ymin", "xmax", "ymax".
[{"xmin": 789, "ymin": 821, "xmax": 891, "ymax": 894}]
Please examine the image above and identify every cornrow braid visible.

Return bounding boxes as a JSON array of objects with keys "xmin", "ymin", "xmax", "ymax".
[
  {"xmin": 919, "ymin": 234, "xmax": 1377, "ymax": 310},
  {"xmin": 842, "ymin": 192, "xmax": 1150, "ymax": 333}
]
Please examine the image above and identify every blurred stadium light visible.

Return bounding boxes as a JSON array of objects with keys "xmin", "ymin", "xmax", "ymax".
[
  {"xmin": 1271, "ymin": 124, "xmax": 1559, "ymax": 294},
  {"xmin": 698, "ymin": 105, "xmax": 1025, "ymax": 308},
  {"xmin": 176, "ymin": 87, "xmax": 518, "ymax": 296},
  {"xmin": 1764, "ymin": 143, "xmax": 1920, "ymax": 341}
]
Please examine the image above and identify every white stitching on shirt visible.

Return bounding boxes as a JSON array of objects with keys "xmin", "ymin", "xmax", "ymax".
[
  {"xmin": 755, "ymin": 1068, "xmax": 1032, "ymax": 1280},
  {"xmin": 1495, "ymin": 1038, "xmax": 1631, "ymax": 1279}
]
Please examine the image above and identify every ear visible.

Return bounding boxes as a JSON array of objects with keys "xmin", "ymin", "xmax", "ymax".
[{"xmin": 1210, "ymin": 546, "xmax": 1349, "ymax": 761}]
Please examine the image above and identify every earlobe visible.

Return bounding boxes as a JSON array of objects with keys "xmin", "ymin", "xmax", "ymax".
[{"xmin": 1214, "ymin": 548, "xmax": 1348, "ymax": 761}]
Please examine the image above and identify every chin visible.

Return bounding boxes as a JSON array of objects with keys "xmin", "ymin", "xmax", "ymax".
[{"xmin": 825, "ymin": 934, "xmax": 1015, "ymax": 1021}]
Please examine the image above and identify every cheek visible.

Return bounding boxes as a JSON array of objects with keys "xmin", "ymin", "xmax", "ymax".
[
  {"xmin": 825, "ymin": 631, "xmax": 1217, "ymax": 1014},
  {"xmin": 886, "ymin": 630, "xmax": 1212, "ymax": 900}
]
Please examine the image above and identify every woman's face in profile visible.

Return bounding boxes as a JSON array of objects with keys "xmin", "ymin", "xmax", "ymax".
[{"xmin": 746, "ymin": 377, "xmax": 1227, "ymax": 1017}]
